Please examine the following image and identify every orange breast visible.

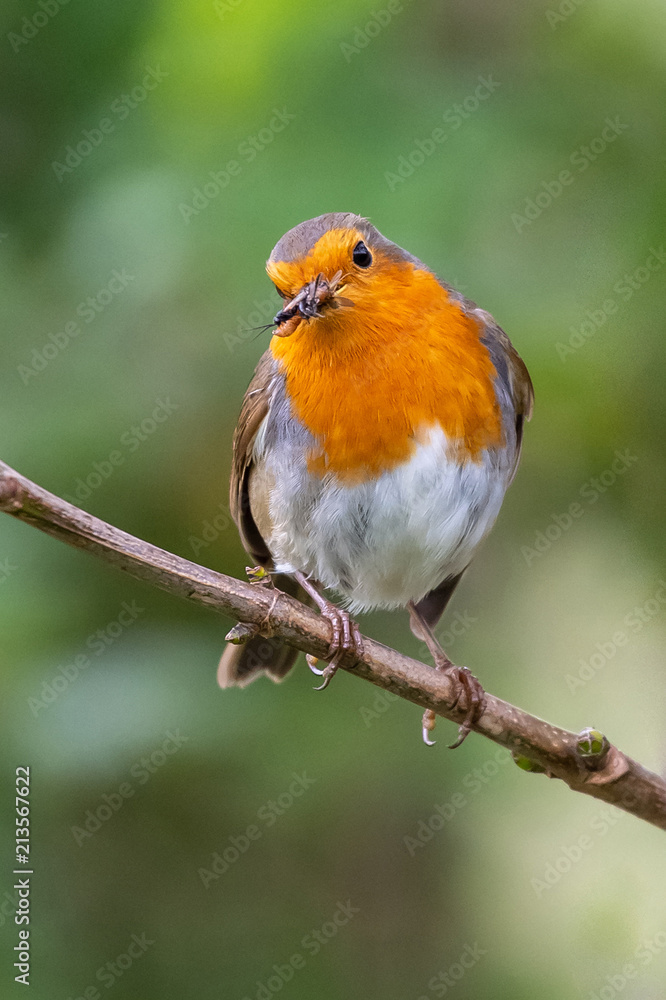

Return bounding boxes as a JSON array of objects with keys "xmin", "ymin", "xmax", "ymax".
[{"xmin": 270, "ymin": 261, "xmax": 504, "ymax": 483}]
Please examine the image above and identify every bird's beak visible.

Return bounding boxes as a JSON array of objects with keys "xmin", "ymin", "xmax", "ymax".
[{"xmin": 272, "ymin": 270, "xmax": 353, "ymax": 337}]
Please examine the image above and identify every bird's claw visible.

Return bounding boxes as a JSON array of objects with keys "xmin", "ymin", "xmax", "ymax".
[
  {"xmin": 422, "ymin": 709, "xmax": 437, "ymax": 746},
  {"xmin": 306, "ymin": 653, "xmax": 325, "ymax": 676},
  {"xmin": 312, "ymin": 605, "xmax": 363, "ymax": 691},
  {"xmin": 292, "ymin": 572, "xmax": 363, "ymax": 691},
  {"xmin": 445, "ymin": 664, "xmax": 485, "ymax": 749},
  {"xmin": 312, "ymin": 656, "xmax": 341, "ymax": 691},
  {"xmin": 420, "ymin": 664, "xmax": 484, "ymax": 748},
  {"xmin": 307, "ymin": 649, "xmax": 342, "ymax": 690}
]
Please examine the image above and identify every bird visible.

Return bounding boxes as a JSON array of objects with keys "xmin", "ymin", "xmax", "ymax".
[{"xmin": 218, "ymin": 212, "xmax": 533, "ymax": 747}]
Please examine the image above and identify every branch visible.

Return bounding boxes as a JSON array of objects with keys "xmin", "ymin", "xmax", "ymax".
[{"xmin": 2, "ymin": 457, "xmax": 665, "ymax": 831}]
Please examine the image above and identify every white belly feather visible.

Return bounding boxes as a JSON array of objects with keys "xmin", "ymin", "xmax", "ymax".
[{"xmin": 256, "ymin": 423, "xmax": 511, "ymax": 613}]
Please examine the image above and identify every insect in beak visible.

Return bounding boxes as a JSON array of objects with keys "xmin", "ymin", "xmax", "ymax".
[{"xmin": 272, "ymin": 270, "xmax": 353, "ymax": 337}]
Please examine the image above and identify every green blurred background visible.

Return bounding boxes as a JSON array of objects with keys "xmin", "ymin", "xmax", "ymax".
[{"xmin": 1, "ymin": 0, "xmax": 666, "ymax": 996}]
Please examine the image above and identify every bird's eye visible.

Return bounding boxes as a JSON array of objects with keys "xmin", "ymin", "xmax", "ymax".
[{"xmin": 352, "ymin": 241, "xmax": 372, "ymax": 268}]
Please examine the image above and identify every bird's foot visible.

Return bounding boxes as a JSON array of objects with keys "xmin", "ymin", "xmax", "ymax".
[
  {"xmin": 307, "ymin": 603, "xmax": 363, "ymax": 690},
  {"xmin": 294, "ymin": 572, "xmax": 363, "ymax": 690},
  {"xmin": 424, "ymin": 657, "xmax": 485, "ymax": 749}
]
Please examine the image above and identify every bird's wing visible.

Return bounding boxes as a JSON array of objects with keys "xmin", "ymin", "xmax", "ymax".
[
  {"xmin": 222, "ymin": 349, "xmax": 310, "ymax": 688},
  {"xmin": 472, "ymin": 306, "xmax": 534, "ymax": 484},
  {"xmin": 229, "ymin": 349, "xmax": 275, "ymax": 567}
]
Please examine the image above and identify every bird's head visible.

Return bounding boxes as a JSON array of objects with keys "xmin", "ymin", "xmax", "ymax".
[{"xmin": 266, "ymin": 213, "xmax": 426, "ymax": 338}]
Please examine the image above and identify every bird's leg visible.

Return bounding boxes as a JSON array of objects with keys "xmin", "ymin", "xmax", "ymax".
[
  {"xmin": 294, "ymin": 571, "xmax": 363, "ymax": 690},
  {"xmin": 407, "ymin": 601, "xmax": 485, "ymax": 749}
]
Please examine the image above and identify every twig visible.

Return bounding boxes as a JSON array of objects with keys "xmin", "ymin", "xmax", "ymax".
[{"xmin": 1, "ymin": 457, "xmax": 665, "ymax": 831}]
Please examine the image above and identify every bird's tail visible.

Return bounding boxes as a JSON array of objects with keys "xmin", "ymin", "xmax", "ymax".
[{"xmin": 217, "ymin": 575, "xmax": 307, "ymax": 688}]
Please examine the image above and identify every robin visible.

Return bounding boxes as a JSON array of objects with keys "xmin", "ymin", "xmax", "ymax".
[{"xmin": 218, "ymin": 213, "xmax": 533, "ymax": 747}]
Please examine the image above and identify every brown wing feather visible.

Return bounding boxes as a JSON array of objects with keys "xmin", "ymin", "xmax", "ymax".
[
  {"xmin": 222, "ymin": 350, "xmax": 308, "ymax": 687},
  {"xmin": 491, "ymin": 323, "xmax": 534, "ymax": 423},
  {"xmin": 229, "ymin": 349, "xmax": 275, "ymax": 566},
  {"xmin": 500, "ymin": 334, "xmax": 533, "ymax": 483},
  {"xmin": 471, "ymin": 307, "xmax": 534, "ymax": 483}
]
